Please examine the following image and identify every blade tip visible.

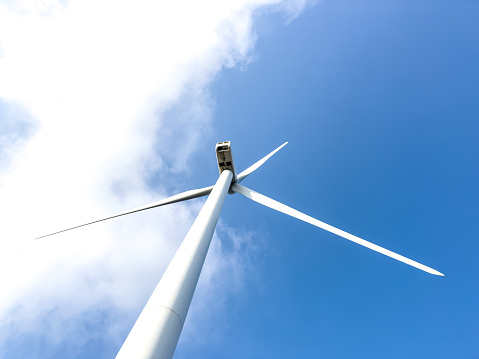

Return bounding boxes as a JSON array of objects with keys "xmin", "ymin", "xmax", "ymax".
[{"xmin": 429, "ymin": 269, "xmax": 445, "ymax": 276}]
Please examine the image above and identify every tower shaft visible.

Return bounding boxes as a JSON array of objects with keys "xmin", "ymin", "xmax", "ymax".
[{"xmin": 116, "ymin": 170, "xmax": 233, "ymax": 359}]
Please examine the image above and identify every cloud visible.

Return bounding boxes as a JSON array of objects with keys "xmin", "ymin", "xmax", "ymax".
[{"xmin": 0, "ymin": 0, "xmax": 312, "ymax": 357}]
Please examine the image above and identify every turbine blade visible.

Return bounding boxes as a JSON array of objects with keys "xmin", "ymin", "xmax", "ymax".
[
  {"xmin": 235, "ymin": 142, "xmax": 288, "ymax": 184},
  {"xmin": 231, "ymin": 183, "xmax": 444, "ymax": 276},
  {"xmin": 35, "ymin": 185, "xmax": 214, "ymax": 240}
]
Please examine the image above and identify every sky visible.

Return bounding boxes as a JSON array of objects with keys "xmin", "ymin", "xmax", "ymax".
[{"xmin": 0, "ymin": 0, "xmax": 478, "ymax": 358}]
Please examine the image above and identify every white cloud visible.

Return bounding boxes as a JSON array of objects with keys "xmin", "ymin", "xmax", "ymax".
[{"xmin": 0, "ymin": 0, "xmax": 312, "ymax": 357}]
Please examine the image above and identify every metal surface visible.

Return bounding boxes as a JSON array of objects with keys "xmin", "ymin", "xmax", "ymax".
[
  {"xmin": 116, "ymin": 170, "xmax": 233, "ymax": 359},
  {"xmin": 35, "ymin": 185, "xmax": 214, "ymax": 239},
  {"xmin": 235, "ymin": 142, "xmax": 287, "ymax": 184},
  {"xmin": 231, "ymin": 183, "xmax": 444, "ymax": 276}
]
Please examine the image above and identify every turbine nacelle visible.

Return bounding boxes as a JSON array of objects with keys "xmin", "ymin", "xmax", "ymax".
[{"xmin": 215, "ymin": 141, "xmax": 237, "ymax": 182}]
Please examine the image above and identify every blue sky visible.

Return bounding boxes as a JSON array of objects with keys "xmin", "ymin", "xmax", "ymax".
[
  {"xmin": 179, "ymin": 2, "xmax": 479, "ymax": 358},
  {"xmin": 0, "ymin": 1, "xmax": 478, "ymax": 358}
]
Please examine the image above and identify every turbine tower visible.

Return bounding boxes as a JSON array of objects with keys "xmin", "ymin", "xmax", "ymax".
[{"xmin": 37, "ymin": 141, "xmax": 444, "ymax": 359}]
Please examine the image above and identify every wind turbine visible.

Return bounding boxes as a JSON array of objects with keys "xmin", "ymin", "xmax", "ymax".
[{"xmin": 37, "ymin": 141, "xmax": 444, "ymax": 359}]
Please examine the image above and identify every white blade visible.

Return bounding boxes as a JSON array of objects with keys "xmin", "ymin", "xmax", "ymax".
[
  {"xmin": 232, "ymin": 183, "xmax": 444, "ymax": 276},
  {"xmin": 35, "ymin": 185, "xmax": 214, "ymax": 239},
  {"xmin": 235, "ymin": 142, "xmax": 288, "ymax": 184}
]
